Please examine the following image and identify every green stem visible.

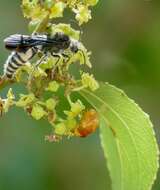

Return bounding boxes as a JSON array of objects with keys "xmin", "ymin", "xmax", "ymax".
[
  {"xmin": 33, "ymin": 13, "xmax": 49, "ymax": 34},
  {"xmin": 72, "ymin": 85, "xmax": 86, "ymax": 92},
  {"xmin": 67, "ymin": 95, "xmax": 73, "ymax": 106}
]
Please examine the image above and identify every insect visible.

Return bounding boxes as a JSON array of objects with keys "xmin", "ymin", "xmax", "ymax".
[
  {"xmin": 3, "ymin": 32, "xmax": 83, "ymax": 79},
  {"xmin": 75, "ymin": 109, "xmax": 99, "ymax": 137}
]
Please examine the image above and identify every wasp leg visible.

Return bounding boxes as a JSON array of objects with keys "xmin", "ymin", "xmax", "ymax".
[
  {"xmin": 28, "ymin": 54, "xmax": 47, "ymax": 84},
  {"xmin": 31, "ymin": 54, "xmax": 47, "ymax": 76},
  {"xmin": 62, "ymin": 53, "xmax": 70, "ymax": 63},
  {"xmin": 52, "ymin": 54, "xmax": 62, "ymax": 65},
  {"xmin": 61, "ymin": 53, "xmax": 72, "ymax": 72},
  {"xmin": 35, "ymin": 54, "xmax": 47, "ymax": 68},
  {"xmin": 51, "ymin": 54, "xmax": 65, "ymax": 77}
]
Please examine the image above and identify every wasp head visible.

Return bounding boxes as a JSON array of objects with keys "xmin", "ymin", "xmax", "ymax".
[
  {"xmin": 70, "ymin": 39, "xmax": 79, "ymax": 53},
  {"xmin": 70, "ymin": 39, "xmax": 86, "ymax": 65}
]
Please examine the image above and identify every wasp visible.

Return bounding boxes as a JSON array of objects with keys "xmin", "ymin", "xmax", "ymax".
[{"xmin": 3, "ymin": 32, "xmax": 83, "ymax": 79}]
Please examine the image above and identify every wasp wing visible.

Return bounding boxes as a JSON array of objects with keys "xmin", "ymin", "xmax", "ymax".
[{"xmin": 4, "ymin": 34, "xmax": 59, "ymax": 51}]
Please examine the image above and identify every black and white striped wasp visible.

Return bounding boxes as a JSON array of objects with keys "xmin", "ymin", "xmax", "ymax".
[{"xmin": 3, "ymin": 32, "xmax": 82, "ymax": 79}]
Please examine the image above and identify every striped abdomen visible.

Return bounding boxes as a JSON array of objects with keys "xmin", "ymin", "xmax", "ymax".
[{"xmin": 4, "ymin": 48, "xmax": 37, "ymax": 78}]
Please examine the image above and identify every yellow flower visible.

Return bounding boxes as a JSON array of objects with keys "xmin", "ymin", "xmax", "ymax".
[
  {"xmin": 73, "ymin": 5, "xmax": 92, "ymax": 25},
  {"xmin": 31, "ymin": 104, "xmax": 47, "ymax": 120},
  {"xmin": 55, "ymin": 123, "xmax": 67, "ymax": 135},
  {"xmin": 46, "ymin": 81, "xmax": 60, "ymax": 92},
  {"xmin": 81, "ymin": 72, "xmax": 99, "ymax": 91},
  {"xmin": 50, "ymin": 2, "xmax": 66, "ymax": 18}
]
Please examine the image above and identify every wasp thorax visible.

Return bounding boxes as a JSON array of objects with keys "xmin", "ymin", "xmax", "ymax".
[
  {"xmin": 54, "ymin": 32, "xmax": 69, "ymax": 41},
  {"xmin": 53, "ymin": 32, "xmax": 70, "ymax": 50}
]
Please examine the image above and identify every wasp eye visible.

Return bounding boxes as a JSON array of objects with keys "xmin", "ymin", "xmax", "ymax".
[{"xmin": 63, "ymin": 35, "xmax": 69, "ymax": 41}]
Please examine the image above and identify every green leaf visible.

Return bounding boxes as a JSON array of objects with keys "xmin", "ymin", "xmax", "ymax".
[{"xmin": 79, "ymin": 82, "xmax": 159, "ymax": 190}]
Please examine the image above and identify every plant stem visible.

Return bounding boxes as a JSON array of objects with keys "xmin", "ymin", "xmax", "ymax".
[{"xmin": 0, "ymin": 77, "xmax": 14, "ymax": 92}]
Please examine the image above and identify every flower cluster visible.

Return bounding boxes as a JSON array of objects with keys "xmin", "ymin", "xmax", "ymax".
[
  {"xmin": 22, "ymin": 0, "xmax": 99, "ymax": 27},
  {"xmin": 0, "ymin": 0, "xmax": 99, "ymax": 142}
]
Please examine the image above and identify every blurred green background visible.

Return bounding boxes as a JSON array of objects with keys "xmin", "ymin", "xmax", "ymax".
[{"xmin": 0, "ymin": 0, "xmax": 160, "ymax": 189}]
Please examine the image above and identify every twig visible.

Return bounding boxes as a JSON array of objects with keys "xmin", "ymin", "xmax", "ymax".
[{"xmin": 0, "ymin": 77, "xmax": 14, "ymax": 92}]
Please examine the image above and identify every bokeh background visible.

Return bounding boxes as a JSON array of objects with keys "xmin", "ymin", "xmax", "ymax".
[{"xmin": 0, "ymin": 0, "xmax": 160, "ymax": 189}]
